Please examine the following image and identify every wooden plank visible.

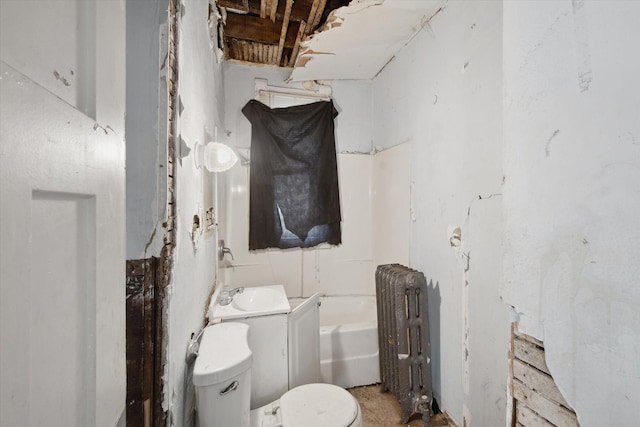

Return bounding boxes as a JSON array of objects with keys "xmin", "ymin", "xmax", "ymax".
[
  {"xmin": 224, "ymin": 13, "xmax": 300, "ymax": 47},
  {"xmin": 516, "ymin": 400, "xmax": 554, "ymax": 427},
  {"xmin": 288, "ymin": 20, "xmax": 306, "ymax": 67},
  {"xmin": 260, "ymin": 0, "xmax": 266, "ymax": 18},
  {"xmin": 242, "ymin": 40, "xmax": 249, "ymax": 61},
  {"xmin": 514, "ymin": 336, "xmax": 550, "ymax": 374},
  {"xmin": 305, "ymin": 0, "xmax": 321, "ymax": 34},
  {"xmin": 514, "ymin": 380, "xmax": 579, "ymax": 427},
  {"xmin": 230, "ymin": 39, "xmax": 239, "ymax": 60},
  {"xmin": 309, "ymin": 0, "xmax": 327, "ymax": 31},
  {"xmin": 515, "ymin": 329, "xmax": 545, "ymax": 348},
  {"xmin": 513, "ymin": 359, "xmax": 570, "ymax": 407},
  {"xmin": 276, "ymin": 0, "xmax": 293, "ymax": 66},
  {"xmin": 269, "ymin": 0, "xmax": 279, "ymax": 22}
]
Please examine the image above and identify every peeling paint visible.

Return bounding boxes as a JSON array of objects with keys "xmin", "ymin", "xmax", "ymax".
[
  {"xmin": 289, "ymin": 0, "xmax": 448, "ymax": 81},
  {"xmin": 52, "ymin": 70, "xmax": 71, "ymax": 87},
  {"xmin": 191, "ymin": 214, "xmax": 201, "ymax": 246},
  {"xmin": 449, "ymin": 226, "xmax": 462, "ymax": 248},
  {"xmin": 295, "ymin": 55, "xmax": 313, "ymax": 68}
]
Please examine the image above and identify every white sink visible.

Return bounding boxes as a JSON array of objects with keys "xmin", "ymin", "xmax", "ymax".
[
  {"xmin": 231, "ymin": 287, "xmax": 282, "ymax": 312},
  {"xmin": 210, "ymin": 284, "xmax": 291, "ymax": 320}
]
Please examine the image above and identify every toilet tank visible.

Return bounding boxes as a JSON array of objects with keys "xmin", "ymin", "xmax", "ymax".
[{"xmin": 194, "ymin": 323, "xmax": 253, "ymax": 427}]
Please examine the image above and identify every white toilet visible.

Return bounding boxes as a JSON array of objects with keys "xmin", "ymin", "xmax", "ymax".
[{"xmin": 194, "ymin": 322, "xmax": 363, "ymax": 427}]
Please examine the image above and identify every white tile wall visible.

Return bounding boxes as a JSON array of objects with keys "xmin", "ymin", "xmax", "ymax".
[{"xmin": 372, "ymin": 143, "xmax": 411, "ymax": 267}]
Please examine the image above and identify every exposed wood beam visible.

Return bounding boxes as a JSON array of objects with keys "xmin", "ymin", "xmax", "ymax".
[
  {"xmin": 305, "ymin": 0, "xmax": 321, "ymax": 34},
  {"xmin": 276, "ymin": 0, "xmax": 294, "ymax": 66},
  {"xmin": 269, "ymin": 0, "xmax": 279, "ymax": 22},
  {"xmin": 224, "ymin": 13, "xmax": 300, "ymax": 47},
  {"xmin": 288, "ymin": 20, "xmax": 306, "ymax": 67},
  {"xmin": 309, "ymin": 0, "xmax": 327, "ymax": 31},
  {"xmin": 260, "ymin": 0, "xmax": 266, "ymax": 18}
]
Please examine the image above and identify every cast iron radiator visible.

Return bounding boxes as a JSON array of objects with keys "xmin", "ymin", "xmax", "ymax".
[{"xmin": 375, "ymin": 264, "xmax": 433, "ymax": 425}]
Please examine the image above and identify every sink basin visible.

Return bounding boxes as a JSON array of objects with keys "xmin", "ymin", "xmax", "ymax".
[
  {"xmin": 232, "ymin": 287, "xmax": 282, "ymax": 312},
  {"xmin": 210, "ymin": 284, "xmax": 291, "ymax": 320}
]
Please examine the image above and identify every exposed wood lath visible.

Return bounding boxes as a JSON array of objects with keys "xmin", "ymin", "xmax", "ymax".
[
  {"xmin": 511, "ymin": 327, "xmax": 580, "ymax": 427},
  {"xmin": 215, "ymin": 0, "xmax": 350, "ymax": 67}
]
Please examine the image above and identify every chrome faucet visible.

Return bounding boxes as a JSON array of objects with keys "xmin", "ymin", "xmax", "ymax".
[{"xmin": 218, "ymin": 286, "xmax": 244, "ymax": 306}]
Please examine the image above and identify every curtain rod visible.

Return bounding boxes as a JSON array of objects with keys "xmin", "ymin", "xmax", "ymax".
[{"xmin": 254, "ymin": 78, "xmax": 332, "ymax": 101}]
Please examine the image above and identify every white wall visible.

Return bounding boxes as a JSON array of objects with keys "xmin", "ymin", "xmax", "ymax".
[
  {"xmin": 221, "ymin": 63, "xmax": 409, "ymax": 299},
  {"xmin": 502, "ymin": 2, "xmax": 640, "ymax": 425},
  {"xmin": 372, "ymin": 2, "xmax": 509, "ymax": 425}
]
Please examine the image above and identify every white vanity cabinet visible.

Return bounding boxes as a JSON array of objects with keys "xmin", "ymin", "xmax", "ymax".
[
  {"xmin": 236, "ymin": 313, "xmax": 289, "ymax": 409},
  {"xmin": 209, "ymin": 285, "xmax": 320, "ymax": 409}
]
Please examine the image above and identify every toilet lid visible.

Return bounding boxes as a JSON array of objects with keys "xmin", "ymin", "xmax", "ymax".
[{"xmin": 280, "ymin": 383, "xmax": 358, "ymax": 427}]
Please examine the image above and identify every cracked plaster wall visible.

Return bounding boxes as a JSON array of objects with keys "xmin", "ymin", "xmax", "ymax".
[
  {"xmin": 164, "ymin": 1, "xmax": 225, "ymax": 426},
  {"xmin": 502, "ymin": 1, "xmax": 640, "ymax": 425},
  {"xmin": 372, "ymin": 1, "xmax": 509, "ymax": 426}
]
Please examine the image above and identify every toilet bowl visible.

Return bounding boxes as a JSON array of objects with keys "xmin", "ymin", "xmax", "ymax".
[{"xmin": 194, "ymin": 322, "xmax": 362, "ymax": 427}]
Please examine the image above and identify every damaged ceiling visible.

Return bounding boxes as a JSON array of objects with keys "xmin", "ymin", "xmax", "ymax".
[
  {"xmin": 216, "ymin": 0, "xmax": 447, "ymax": 81},
  {"xmin": 215, "ymin": 0, "xmax": 351, "ymax": 68}
]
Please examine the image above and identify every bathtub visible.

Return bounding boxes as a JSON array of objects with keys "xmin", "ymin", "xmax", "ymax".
[{"xmin": 291, "ymin": 295, "xmax": 381, "ymax": 389}]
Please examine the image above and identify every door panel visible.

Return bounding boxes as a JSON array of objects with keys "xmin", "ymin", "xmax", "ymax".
[
  {"xmin": 31, "ymin": 192, "xmax": 97, "ymax": 426},
  {"xmin": 0, "ymin": 61, "xmax": 125, "ymax": 426}
]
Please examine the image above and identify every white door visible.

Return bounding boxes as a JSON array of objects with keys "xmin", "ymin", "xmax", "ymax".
[
  {"xmin": 0, "ymin": 2, "xmax": 126, "ymax": 426},
  {"xmin": 288, "ymin": 293, "xmax": 321, "ymax": 388}
]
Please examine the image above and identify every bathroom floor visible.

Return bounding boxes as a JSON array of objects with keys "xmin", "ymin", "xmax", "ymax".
[{"xmin": 349, "ymin": 385, "xmax": 458, "ymax": 427}]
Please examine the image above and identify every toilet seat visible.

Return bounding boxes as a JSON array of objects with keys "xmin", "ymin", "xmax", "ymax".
[
  {"xmin": 281, "ymin": 383, "xmax": 359, "ymax": 427},
  {"xmin": 250, "ymin": 383, "xmax": 362, "ymax": 427}
]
